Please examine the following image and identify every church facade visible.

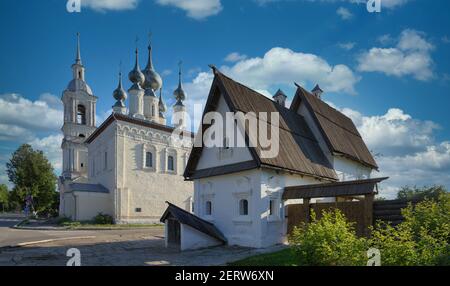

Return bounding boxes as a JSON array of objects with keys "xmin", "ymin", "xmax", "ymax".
[{"xmin": 58, "ymin": 34, "xmax": 194, "ymax": 223}]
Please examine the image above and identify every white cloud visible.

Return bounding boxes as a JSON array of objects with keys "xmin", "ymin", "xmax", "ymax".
[
  {"xmin": 336, "ymin": 105, "xmax": 450, "ymax": 197},
  {"xmin": 221, "ymin": 47, "xmax": 359, "ymax": 94},
  {"xmin": 377, "ymin": 34, "xmax": 393, "ymax": 45},
  {"xmin": 156, "ymin": 0, "xmax": 223, "ymax": 20},
  {"xmin": 0, "ymin": 93, "xmax": 63, "ymax": 136},
  {"xmin": 336, "ymin": 7, "xmax": 353, "ymax": 20},
  {"xmin": 307, "ymin": 0, "xmax": 411, "ymax": 9},
  {"xmin": 224, "ymin": 52, "xmax": 248, "ymax": 63},
  {"xmin": 338, "ymin": 42, "xmax": 356, "ymax": 50},
  {"xmin": 342, "ymin": 107, "xmax": 439, "ymax": 157},
  {"xmin": 441, "ymin": 36, "xmax": 450, "ymax": 44},
  {"xmin": 357, "ymin": 29, "xmax": 435, "ymax": 81},
  {"xmin": 82, "ymin": 0, "xmax": 139, "ymax": 11},
  {"xmin": 29, "ymin": 134, "xmax": 64, "ymax": 174}
]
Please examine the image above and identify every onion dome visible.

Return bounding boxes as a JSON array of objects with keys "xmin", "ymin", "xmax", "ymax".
[
  {"xmin": 159, "ymin": 89, "xmax": 167, "ymax": 114},
  {"xmin": 113, "ymin": 72, "xmax": 127, "ymax": 102},
  {"xmin": 173, "ymin": 62, "xmax": 186, "ymax": 104},
  {"xmin": 66, "ymin": 79, "xmax": 93, "ymax": 95},
  {"xmin": 144, "ymin": 87, "xmax": 157, "ymax": 97},
  {"xmin": 128, "ymin": 48, "xmax": 145, "ymax": 89},
  {"xmin": 143, "ymin": 44, "xmax": 163, "ymax": 91}
]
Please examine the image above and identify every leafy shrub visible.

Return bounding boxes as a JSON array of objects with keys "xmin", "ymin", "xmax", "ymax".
[
  {"xmin": 289, "ymin": 209, "xmax": 367, "ymax": 266},
  {"xmin": 93, "ymin": 213, "xmax": 114, "ymax": 225},
  {"xmin": 370, "ymin": 193, "xmax": 450, "ymax": 266}
]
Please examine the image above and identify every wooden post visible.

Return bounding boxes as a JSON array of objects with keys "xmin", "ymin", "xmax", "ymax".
[
  {"xmin": 363, "ymin": 193, "xmax": 374, "ymax": 237},
  {"xmin": 304, "ymin": 198, "xmax": 311, "ymax": 223}
]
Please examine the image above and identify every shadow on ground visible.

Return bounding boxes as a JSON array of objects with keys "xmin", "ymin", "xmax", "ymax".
[{"xmin": 0, "ymin": 237, "xmax": 285, "ymax": 266}]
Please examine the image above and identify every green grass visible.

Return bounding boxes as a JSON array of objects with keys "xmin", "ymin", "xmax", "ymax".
[{"xmin": 229, "ymin": 248, "xmax": 299, "ymax": 266}]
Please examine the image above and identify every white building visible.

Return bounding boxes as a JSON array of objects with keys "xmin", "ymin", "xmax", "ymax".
[
  {"xmin": 162, "ymin": 68, "xmax": 386, "ymax": 250},
  {"xmin": 59, "ymin": 35, "xmax": 194, "ymax": 223}
]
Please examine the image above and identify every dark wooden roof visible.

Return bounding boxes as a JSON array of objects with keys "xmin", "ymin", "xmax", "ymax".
[
  {"xmin": 86, "ymin": 113, "xmax": 194, "ymax": 144},
  {"xmin": 283, "ymin": 177, "xmax": 388, "ymax": 199},
  {"xmin": 184, "ymin": 70, "xmax": 338, "ymax": 181},
  {"xmin": 290, "ymin": 86, "xmax": 378, "ymax": 169},
  {"xmin": 160, "ymin": 202, "xmax": 227, "ymax": 243}
]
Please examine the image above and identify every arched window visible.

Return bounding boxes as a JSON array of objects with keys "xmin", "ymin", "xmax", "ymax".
[
  {"xmin": 77, "ymin": 105, "xmax": 86, "ymax": 125},
  {"xmin": 168, "ymin": 155, "xmax": 174, "ymax": 171},
  {"xmin": 205, "ymin": 201, "xmax": 212, "ymax": 215},
  {"xmin": 239, "ymin": 199, "xmax": 249, "ymax": 216},
  {"xmin": 145, "ymin": 152, "xmax": 153, "ymax": 168}
]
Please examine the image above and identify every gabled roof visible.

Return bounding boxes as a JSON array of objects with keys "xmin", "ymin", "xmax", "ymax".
[
  {"xmin": 290, "ymin": 86, "xmax": 378, "ymax": 169},
  {"xmin": 160, "ymin": 202, "xmax": 227, "ymax": 243},
  {"xmin": 184, "ymin": 69, "xmax": 338, "ymax": 181},
  {"xmin": 67, "ymin": 183, "xmax": 109, "ymax": 194}
]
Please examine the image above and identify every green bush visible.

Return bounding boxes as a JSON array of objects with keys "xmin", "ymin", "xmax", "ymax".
[
  {"xmin": 93, "ymin": 213, "xmax": 114, "ymax": 225},
  {"xmin": 289, "ymin": 209, "xmax": 367, "ymax": 266},
  {"xmin": 370, "ymin": 193, "xmax": 450, "ymax": 266}
]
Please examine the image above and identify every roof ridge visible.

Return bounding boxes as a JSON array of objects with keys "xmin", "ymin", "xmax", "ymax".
[{"xmin": 216, "ymin": 72, "xmax": 320, "ymax": 143}]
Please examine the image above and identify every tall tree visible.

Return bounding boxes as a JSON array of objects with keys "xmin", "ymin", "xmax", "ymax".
[
  {"xmin": 0, "ymin": 184, "xmax": 9, "ymax": 212},
  {"xmin": 6, "ymin": 144, "xmax": 57, "ymax": 215},
  {"xmin": 397, "ymin": 185, "xmax": 447, "ymax": 201}
]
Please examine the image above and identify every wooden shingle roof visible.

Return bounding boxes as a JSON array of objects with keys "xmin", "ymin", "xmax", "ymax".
[
  {"xmin": 291, "ymin": 86, "xmax": 378, "ymax": 169},
  {"xmin": 184, "ymin": 70, "xmax": 338, "ymax": 181}
]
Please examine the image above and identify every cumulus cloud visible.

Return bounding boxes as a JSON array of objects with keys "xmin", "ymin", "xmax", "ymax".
[
  {"xmin": 220, "ymin": 47, "xmax": 359, "ymax": 94},
  {"xmin": 0, "ymin": 93, "xmax": 63, "ymax": 138},
  {"xmin": 29, "ymin": 134, "xmax": 64, "ymax": 173},
  {"xmin": 256, "ymin": 0, "xmax": 411, "ymax": 10},
  {"xmin": 336, "ymin": 106, "xmax": 450, "ymax": 198},
  {"xmin": 82, "ymin": 0, "xmax": 139, "ymax": 11},
  {"xmin": 357, "ymin": 29, "xmax": 435, "ymax": 81},
  {"xmin": 342, "ymin": 107, "xmax": 439, "ymax": 156},
  {"xmin": 336, "ymin": 7, "xmax": 353, "ymax": 20},
  {"xmin": 224, "ymin": 52, "xmax": 248, "ymax": 63},
  {"xmin": 338, "ymin": 42, "xmax": 356, "ymax": 50},
  {"xmin": 156, "ymin": 0, "xmax": 223, "ymax": 20}
]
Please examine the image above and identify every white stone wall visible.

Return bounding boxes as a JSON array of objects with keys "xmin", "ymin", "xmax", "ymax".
[
  {"xmin": 62, "ymin": 192, "xmax": 112, "ymax": 221},
  {"xmin": 180, "ymin": 223, "xmax": 223, "ymax": 251},
  {"xmin": 334, "ymin": 156, "xmax": 372, "ymax": 181},
  {"xmin": 83, "ymin": 117, "xmax": 195, "ymax": 224}
]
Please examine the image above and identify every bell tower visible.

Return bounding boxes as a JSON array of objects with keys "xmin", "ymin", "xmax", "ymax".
[{"xmin": 61, "ymin": 33, "xmax": 97, "ymax": 180}]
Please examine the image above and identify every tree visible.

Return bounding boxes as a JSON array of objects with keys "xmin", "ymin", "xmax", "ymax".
[
  {"xmin": 6, "ymin": 144, "xmax": 57, "ymax": 215},
  {"xmin": 370, "ymin": 193, "xmax": 450, "ymax": 266},
  {"xmin": 289, "ymin": 209, "xmax": 368, "ymax": 266},
  {"xmin": 0, "ymin": 184, "xmax": 9, "ymax": 212},
  {"xmin": 397, "ymin": 185, "xmax": 447, "ymax": 201}
]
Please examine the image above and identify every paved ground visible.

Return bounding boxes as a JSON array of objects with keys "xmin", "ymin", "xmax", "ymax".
[{"xmin": 0, "ymin": 214, "xmax": 285, "ymax": 266}]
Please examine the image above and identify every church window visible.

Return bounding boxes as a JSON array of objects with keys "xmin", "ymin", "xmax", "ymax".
[
  {"xmin": 135, "ymin": 208, "xmax": 142, "ymax": 213},
  {"xmin": 239, "ymin": 199, "xmax": 249, "ymax": 216},
  {"xmin": 145, "ymin": 152, "xmax": 153, "ymax": 168},
  {"xmin": 269, "ymin": 200, "xmax": 275, "ymax": 216},
  {"xmin": 168, "ymin": 155, "xmax": 174, "ymax": 171},
  {"xmin": 77, "ymin": 105, "xmax": 86, "ymax": 125},
  {"xmin": 79, "ymin": 134, "xmax": 85, "ymax": 138},
  {"xmin": 152, "ymin": 105, "xmax": 155, "ymax": 117},
  {"xmin": 205, "ymin": 201, "xmax": 212, "ymax": 216}
]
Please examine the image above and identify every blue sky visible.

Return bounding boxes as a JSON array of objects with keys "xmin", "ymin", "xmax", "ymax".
[{"xmin": 0, "ymin": 0, "xmax": 449, "ymax": 198}]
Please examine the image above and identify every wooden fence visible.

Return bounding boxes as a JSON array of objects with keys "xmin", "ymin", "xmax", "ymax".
[
  {"xmin": 287, "ymin": 200, "xmax": 369, "ymax": 237},
  {"xmin": 373, "ymin": 199, "xmax": 421, "ymax": 226}
]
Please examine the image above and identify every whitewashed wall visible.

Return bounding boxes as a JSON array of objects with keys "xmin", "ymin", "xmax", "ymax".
[{"xmin": 180, "ymin": 224, "xmax": 223, "ymax": 250}]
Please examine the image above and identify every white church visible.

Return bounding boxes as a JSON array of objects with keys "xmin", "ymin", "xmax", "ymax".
[{"xmin": 58, "ymin": 34, "xmax": 194, "ymax": 223}]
